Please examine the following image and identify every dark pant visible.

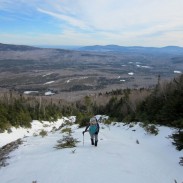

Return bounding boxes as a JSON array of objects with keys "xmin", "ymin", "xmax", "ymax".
[{"xmin": 89, "ymin": 133, "xmax": 98, "ymax": 141}]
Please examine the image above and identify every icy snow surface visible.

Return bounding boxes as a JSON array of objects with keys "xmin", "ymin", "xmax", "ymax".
[{"xmin": 0, "ymin": 119, "xmax": 182, "ymax": 183}]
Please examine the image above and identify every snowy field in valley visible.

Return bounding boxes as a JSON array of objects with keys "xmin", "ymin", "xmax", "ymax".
[{"xmin": 0, "ymin": 117, "xmax": 182, "ymax": 183}]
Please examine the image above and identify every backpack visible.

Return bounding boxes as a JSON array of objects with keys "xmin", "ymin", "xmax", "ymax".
[{"xmin": 89, "ymin": 124, "xmax": 98, "ymax": 135}]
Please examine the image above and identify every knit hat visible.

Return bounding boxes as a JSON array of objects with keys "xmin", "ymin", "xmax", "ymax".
[{"xmin": 90, "ymin": 117, "xmax": 97, "ymax": 124}]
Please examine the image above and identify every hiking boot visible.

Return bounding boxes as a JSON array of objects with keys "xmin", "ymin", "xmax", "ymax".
[
  {"xmin": 91, "ymin": 139, "xmax": 94, "ymax": 145},
  {"xmin": 95, "ymin": 141, "xmax": 98, "ymax": 147}
]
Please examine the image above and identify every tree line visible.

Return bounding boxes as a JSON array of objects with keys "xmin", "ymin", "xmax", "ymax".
[
  {"xmin": 98, "ymin": 75, "xmax": 183, "ymax": 129},
  {"xmin": 0, "ymin": 75, "xmax": 182, "ymax": 145},
  {"xmin": 0, "ymin": 93, "xmax": 73, "ymax": 131}
]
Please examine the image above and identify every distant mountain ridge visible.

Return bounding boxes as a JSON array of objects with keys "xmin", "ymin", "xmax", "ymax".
[
  {"xmin": 78, "ymin": 45, "xmax": 183, "ymax": 54},
  {"xmin": 1, "ymin": 43, "xmax": 183, "ymax": 54},
  {"xmin": 0, "ymin": 43, "xmax": 40, "ymax": 51}
]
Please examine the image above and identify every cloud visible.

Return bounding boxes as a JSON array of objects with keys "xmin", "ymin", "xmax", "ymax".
[
  {"xmin": 37, "ymin": 8, "xmax": 89, "ymax": 30},
  {"xmin": 36, "ymin": 0, "xmax": 183, "ymax": 33},
  {"xmin": 1, "ymin": 0, "xmax": 183, "ymax": 46}
]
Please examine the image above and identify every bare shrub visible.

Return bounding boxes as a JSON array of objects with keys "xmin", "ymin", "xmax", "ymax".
[
  {"xmin": 39, "ymin": 129, "xmax": 48, "ymax": 138},
  {"xmin": 144, "ymin": 124, "xmax": 159, "ymax": 136}
]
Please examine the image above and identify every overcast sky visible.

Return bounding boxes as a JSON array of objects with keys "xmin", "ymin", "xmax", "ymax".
[{"xmin": 0, "ymin": 0, "xmax": 183, "ymax": 47}]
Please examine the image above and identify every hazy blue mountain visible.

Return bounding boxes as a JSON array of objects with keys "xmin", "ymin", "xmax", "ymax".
[
  {"xmin": 1, "ymin": 42, "xmax": 183, "ymax": 54},
  {"xmin": 0, "ymin": 43, "xmax": 40, "ymax": 51},
  {"xmin": 78, "ymin": 45, "xmax": 183, "ymax": 54}
]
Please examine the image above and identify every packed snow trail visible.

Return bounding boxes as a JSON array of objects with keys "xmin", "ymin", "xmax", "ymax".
[{"xmin": 0, "ymin": 122, "xmax": 182, "ymax": 183}]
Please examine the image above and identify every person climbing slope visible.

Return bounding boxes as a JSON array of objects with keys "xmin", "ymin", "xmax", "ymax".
[{"xmin": 82, "ymin": 117, "xmax": 100, "ymax": 147}]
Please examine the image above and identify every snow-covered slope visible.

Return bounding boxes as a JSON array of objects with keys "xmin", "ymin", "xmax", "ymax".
[{"xmin": 0, "ymin": 119, "xmax": 182, "ymax": 183}]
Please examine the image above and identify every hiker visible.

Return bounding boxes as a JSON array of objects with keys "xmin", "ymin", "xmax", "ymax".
[{"xmin": 82, "ymin": 117, "xmax": 100, "ymax": 146}]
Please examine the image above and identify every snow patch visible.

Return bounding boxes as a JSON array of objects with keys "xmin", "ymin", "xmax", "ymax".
[
  {"xmin": 0, "ymin": 119, "xmax": 67, "ymax": 147},
  {"xmin": 136, "ymin": 65, "xmax": 152, "ymax": 69},
  {"xmin": 45, "ymin": 91, "xmax": 55, "ymax": 96},
  {"xmin": 141, "ymin": 65, "xmax": 151, "ymax": 69},
  {"xmin": 24, "ymin": 91, "xmax": 39, "ymax": 95},
  {"xmin": 128, "ymin": 72, "xmax": 134, "ymax": 76},
  {"xmin": 66, "ymin": 79, "xmax": 71, "ymax": 83},
  {"xmin": 68, "ymin": 116, "xmax": 76, "ymax": 123},
  {"xmin": 42, "ymin": 73, "xmax": 53, "ymax": 77},
  {"xmin": 44, "ymin": 81, "xmax": 55, "ymax": 85},
  {"xmin": 66, "ymin": 76, "xmax": 89, "ymax": 83},
  {"xmin": 174, "ymin": 70, "xmax": 182, "ymax": 74},
  {"xmin": 95, "ymin": 115, "xmax": 109, "ymax": 121}
]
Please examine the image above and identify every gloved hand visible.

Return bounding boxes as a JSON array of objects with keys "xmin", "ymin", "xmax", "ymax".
[
  {"xmin": 82, "ymin": 131, "xmax": 85, "ymax": 135},
  {"xmin": 95, "ymin": 131, "xmax": 98, "ymax": 135}
]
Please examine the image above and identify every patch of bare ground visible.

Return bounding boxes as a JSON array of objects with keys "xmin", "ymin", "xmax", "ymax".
[{"xmin": 0, "ymin": 139, "xmax": 23, "ymax": 168}]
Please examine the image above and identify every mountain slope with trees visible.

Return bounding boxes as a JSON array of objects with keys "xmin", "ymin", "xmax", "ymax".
[{"xmin": 0, "ymin": 74, "xmax": 183, "ymax": 154}]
